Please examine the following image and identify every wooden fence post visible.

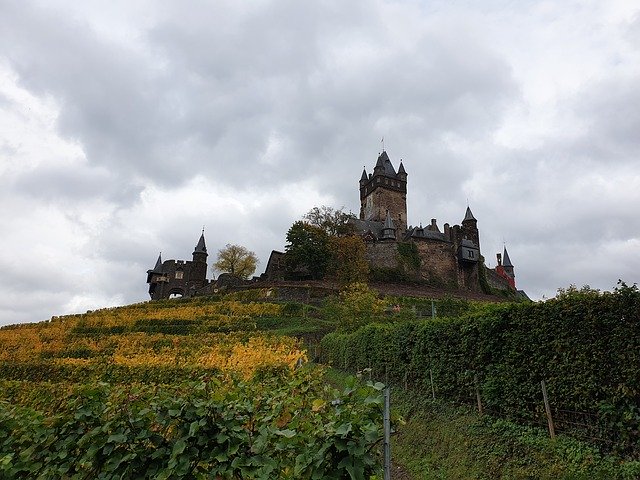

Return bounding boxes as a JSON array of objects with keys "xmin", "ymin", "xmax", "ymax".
[
  {"xmin": 541, "ymin": 380, "xmax": 556, "ymax": 438},
  {"xmin": 429, "ymin": 369, "xmax": 436, "ymax": 400},
  {"xmin": 474, "ymin": 374, "xmax": 483, "ymax": 415}
]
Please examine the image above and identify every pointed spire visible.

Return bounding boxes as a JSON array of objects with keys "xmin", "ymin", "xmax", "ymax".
[
  {"xmin": 153, "ymin": 252, "xmax": 162, "ymax": 271},
  {"xmin": 502, "ymin": 246, "xmax": 513, "ymax": 267},
  {"xmin": 384, "ymin": 210, "xmax": 395, "ymax": 229},
  {"xmin": 360, "ymin": 167, "xmax": 368, "ymax": 182},
  {"xmin": 398, "ymin": 161, "xmax": 406, "ymax": 175},
  {"xmin": 463, "ymin": 206, "xmax": 476, "ymax": 222},
  {"xmin": 194, "ymin": 231, "xmax": 207, "ymax": 254}
]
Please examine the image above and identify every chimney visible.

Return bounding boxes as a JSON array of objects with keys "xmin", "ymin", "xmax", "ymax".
[{"xmin": 497, "ymin": 253, "xmax": 502, "ymax": 266}]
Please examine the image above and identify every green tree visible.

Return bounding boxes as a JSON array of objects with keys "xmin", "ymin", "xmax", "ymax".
[
  {"xmin": 303, "ymin": 206, "xmax": 355, "ymax": 237},
  {"xmin": 284, "ymin": 221, "xmax": 330, "ymax": 280},
  {"xmin": 213, "ymin": 244, "xmax": 258, "ymax": 279}
]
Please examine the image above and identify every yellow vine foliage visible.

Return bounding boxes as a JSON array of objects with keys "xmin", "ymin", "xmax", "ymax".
[{"xmin": 0, "ymin": 300, "xmax": 285, "ymax": 362}]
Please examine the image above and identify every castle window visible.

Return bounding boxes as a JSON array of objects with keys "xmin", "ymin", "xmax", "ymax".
[
  {"xmin": 175, "ymin": 271, "xmax": 184, "ymax": 279},
  {"xmin": 468, "ymin": 251, "xmax": 474, "ymax": 258}
]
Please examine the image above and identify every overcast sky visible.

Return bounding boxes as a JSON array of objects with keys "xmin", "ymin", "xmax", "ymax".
[{"xmin": 1, "ymin": 0, "xmax": 639, "ymax": 325}]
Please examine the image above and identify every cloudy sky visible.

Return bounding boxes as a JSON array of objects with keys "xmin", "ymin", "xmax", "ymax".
[{"xmin": 1, "ymin": 0, "xmax": 639, "ymax": 325}]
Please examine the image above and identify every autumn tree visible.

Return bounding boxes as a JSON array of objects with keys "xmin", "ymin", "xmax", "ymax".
[
  {"xmin": 213, "ymin": 244, "xmax": 258, "ymax": 279},
  {"xmin": 327, "ymin": 235, "xmax": 369, "ymax": 285},
  {"xmin": 284, "ymin": 221, "xmax": 330, "ymax": 280},
  {"xmin": 303, "ymin": 206, "xmax": 355, "ymax": 237},
  {"xmin": 325, "ymin": 282, "xmax": 386, "ymax": 332}
]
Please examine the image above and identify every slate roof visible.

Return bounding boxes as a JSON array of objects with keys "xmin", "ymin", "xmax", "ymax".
[
  {"xmin": 463, "ymin": 206, "xmax": 476, "ymax": 222},
  {"xmin": 194, "ymin": 232, "xmax": 207, "ymax": 254},
  {"xmin": 502, "ymin": 247, "xmax": 513, "ymax": 267},
  {"xmin": 383, "ymin": 211, "xmax": 395, "ymax": 229}
]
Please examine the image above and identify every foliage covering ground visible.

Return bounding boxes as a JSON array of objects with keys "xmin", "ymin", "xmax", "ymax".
[
  {"xmin": 325, "ymin": 368, "xmax": 640, "ymax": 479},
  {"xmin": 0, "ymin": 295, "xmax": 387, "ymax": 479},
  {"xmin": 321, "ymin": 282, "xmax": 640, "ymax": 459}
]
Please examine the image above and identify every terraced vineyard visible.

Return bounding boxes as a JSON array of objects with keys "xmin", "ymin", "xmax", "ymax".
[{"xmin": 0, "ymin": 295, "xmax": 385, "ymax": 479}]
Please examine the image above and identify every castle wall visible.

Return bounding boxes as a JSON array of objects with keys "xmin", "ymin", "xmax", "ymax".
[
  {"xmin": 150, "ymin": 259, "xmax": 208, "ymax": 300},
  {"xmin": 414, "ymin": 240, "xmax": 458, "ymax": 286},
  {"xmin": 364, "ymin": 242, "xmax": 399, "ymax": 269},
  {"xmin": 486, "ymin": 267, "xmax": 514, "ymax": 291}
]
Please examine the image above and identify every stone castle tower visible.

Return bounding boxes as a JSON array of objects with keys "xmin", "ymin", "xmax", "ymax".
[
  {"xmin": 353, "ymin": 150, "xmax": 516, "ymax": 292},
  {"xmin": 359, "ymin": 151, "xmax": 408, "ymax": 233}
]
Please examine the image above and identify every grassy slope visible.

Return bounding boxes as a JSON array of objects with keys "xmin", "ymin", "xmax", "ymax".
[
  {"xmin": 324, "ymin": 369, "xmax": 640, "ymax": 480},
  {"xmin": 393, "ymin": 390, "xmax": 640, "ymax": 480},
  {"xmin": 6, "ymin": 291, "xmax": 639, "ymax": 478}
]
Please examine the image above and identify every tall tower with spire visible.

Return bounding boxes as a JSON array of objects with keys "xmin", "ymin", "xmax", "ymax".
[
  {"xmin": 190, "ymin": 230, "xmax": 208, "ymax": 284},
  {"xmin": 359, "ymin": 151, "xmax": 408, "ymax": 233}
]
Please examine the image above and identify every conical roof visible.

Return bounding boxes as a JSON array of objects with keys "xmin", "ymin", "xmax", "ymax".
[
  {"xmin": 194, "ymin": 232, "xmax": 207, "ymax": 254},
  {"xmin": 463, "ymin": 206, "xmax": 476, "ymax": 222},
  {"xmin": 502, "ymin": 247, "xmax": 513, "ymax": 267},
  {"xmin": 384, "ymin": 211, "xmax": 395, "ymax": 230},
  {"xmin": 375, "ymin": 151, "xmax": 388, "ymax": 169},
  {"xmin": 383, "ymin": 157, "xmax": 396, "ymax": 176},
  {"xmin": 398, "ymin": 161, "xmax": 406, "ymax": 175},
  {"xmin": 360, "ymin": 167, "xmax": 368, "ymax": 181},
  {"xmin": 152, "ymin": 253, "xmax": 162, "ymax": 271}
]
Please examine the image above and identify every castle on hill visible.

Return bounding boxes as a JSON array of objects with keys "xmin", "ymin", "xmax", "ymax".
[
  {"xmin": 349, "ymin": 150, "xmax": 517, "ymax": 292},
  {"xmin": 146, "ymin": 232, "xmax": 209, "ymax": 300},
  {"xmin": 146, "ymin": 150, "xmax": 520, "ymax": 299}
]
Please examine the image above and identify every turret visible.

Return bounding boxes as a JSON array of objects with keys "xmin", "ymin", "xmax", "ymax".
[
  {"xmin": 495, "ymin": 246, "xmax": 516, "ymax": 289},
  {"xmin": 461, "ymin": 206, "xmax": 480, "ymax": 249},
  {"xmin": 191, "ymin": 230, "xmax": 208, "ymax": 285},
  {"xmin": 359, "ymin": 151, "xmax": 408, "ymax": 233},
  {"xmin": 502, "ymin": 246, "xmax": 515, "ymax": 279},
  {"xmin": 360, "ymin": 167, "xmax": 368, "ymax": 186},
  {"xmin": 380, "ymin": 210, "xmax": 397, "ymax": 240},
  {"xmin": 397, "ymin": 161, "xmax": 407, "ymax": 181},
  {"xmin": 192, "ymin": 231, "xmax": 208, "ymax": 263},
  {"xmin": 146, "ymin": 252, "xmax": 167, "ymax": 299}
]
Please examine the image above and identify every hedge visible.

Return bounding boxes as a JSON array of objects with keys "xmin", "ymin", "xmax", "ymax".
[{"xmin": 320, "ymin": 283, "xmax": 640, "ymax": 456}]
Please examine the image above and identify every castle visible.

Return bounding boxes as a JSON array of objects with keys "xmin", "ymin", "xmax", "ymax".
[
  {"xmin": 351, "ymin": 150, "xmax": 517, "ymax": 292},
  {"xmin": 147, "ymin": 150, "xmax": 519, "ymax": 299},
  {"xmin": 146, "ymin": 232, "xmax": 209, "ymax": 300}
]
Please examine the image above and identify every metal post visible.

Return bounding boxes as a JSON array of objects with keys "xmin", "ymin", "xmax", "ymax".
[
  {"xmin": 383, "ymin": 387, "xmax": 391, "ymax": 480},
  {"xmin": 541, "ymin": 380, "xmax": 556, "ymax": 438}
]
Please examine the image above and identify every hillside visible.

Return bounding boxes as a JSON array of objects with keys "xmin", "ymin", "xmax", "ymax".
[
  {"xmin": 0, "ymin": 295, "xmax": 385, "ymax": 479},
  {"xmin": 2, "ymin": 285, "xmax": 639, "ymax": 479}
]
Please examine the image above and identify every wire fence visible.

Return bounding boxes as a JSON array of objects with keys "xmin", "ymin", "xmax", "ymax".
[{"xmin": 325, "ymin": 356, "xmax": 629, "ymax": 456}]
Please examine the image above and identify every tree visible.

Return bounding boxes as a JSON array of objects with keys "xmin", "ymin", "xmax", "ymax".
[
  {"xmin": 303, "ymin": 206, "xmax": 355, "ymax": 237},
  {"xmin": 326, "ymin": 283, "xmax": 386, "ymax": 332},
  {"xmin": 284, "ymin": 221, "xmax": 330, "ymax": 280},
  {"xmin": 327, "ymin": 235, "xmax": 369, "ymax": 285},
  {"xmin": 213, "ymin": 244, "xmax": 258, "ymax": 279}
]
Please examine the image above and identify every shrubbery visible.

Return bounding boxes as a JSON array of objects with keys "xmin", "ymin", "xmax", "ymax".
[
  {"xmin": 321, "ymin": 282, "xmax": 640, "ymax": 457},
  {"xmin": 0, "ymin": 369, "xmax": 387, "ymax": 479}
]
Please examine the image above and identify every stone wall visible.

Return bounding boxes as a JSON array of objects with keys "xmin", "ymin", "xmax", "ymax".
[
  {"xmin": 364, "ymin": 242, "xmax": 399, "ymax": 270},
  {"xmin": 414, "ymin": 239, "xmax": 458, "ymax": 286},
  {"xmin": 485, "ymin": 267, "xmax": 513, "ymax": 291}
]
